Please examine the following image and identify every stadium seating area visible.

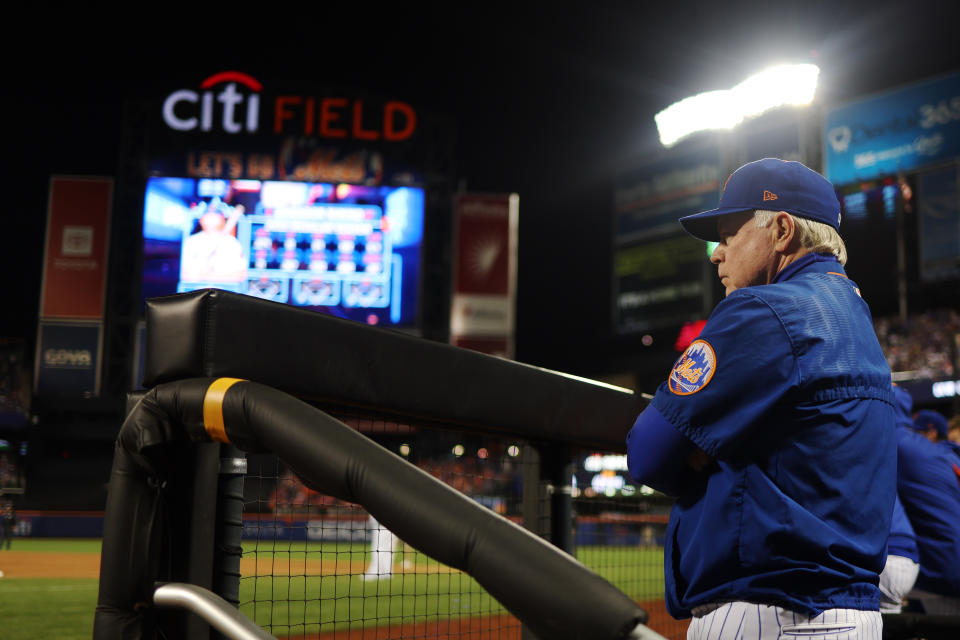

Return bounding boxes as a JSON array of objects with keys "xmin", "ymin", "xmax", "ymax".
[
  {"xmin": 269, "ymin": 451, "xmax": 522, "ymax": 516},
  {"xmin": 875, "ymin": 309, "xmax": 960, "ymax": 379}
]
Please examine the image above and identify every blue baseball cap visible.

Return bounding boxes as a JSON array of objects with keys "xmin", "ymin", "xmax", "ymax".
[
  {"xmin": 913, "ymin": 409, "xmax": 949, "ymax": 439},
  {"xmin": 679, "ymin": 158, "xmax": 842, "ymax": 242}
]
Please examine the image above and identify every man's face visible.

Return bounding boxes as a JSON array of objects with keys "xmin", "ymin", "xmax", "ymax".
[
  {"xmin": 200, "ymin": 211, "xmax": 226, "ymax": 232},
  {"xmin": 710, "ymin": 211, "xmax": 777, "ymax": 296}
]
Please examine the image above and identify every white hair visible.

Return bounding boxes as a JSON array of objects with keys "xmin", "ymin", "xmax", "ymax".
[{"xmin": 753, "ymin": 209, "xmax": 847, "ymax": 266}]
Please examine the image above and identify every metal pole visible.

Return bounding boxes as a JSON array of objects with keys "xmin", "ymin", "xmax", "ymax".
[
  {"xmin": 154, "ymin": 583, "xmax": 276, "ymax": 640},
  {"xmin": 520, "ymin": 444, "xmax": 541, "ymax": 640},
  {"xmin": 541, "ymin": 444, "xmax": 575, "ymax": 554},
  {"xmin": 520, "ymin": 444, "xmax": 541, "ymax": 535},
  {"xmin": 627, "ymin": 622, "xmax": 671, "ymax": 640},
  {"xmin": 896, "ymin": 172, "xmax": 909, "ymax": 324}
]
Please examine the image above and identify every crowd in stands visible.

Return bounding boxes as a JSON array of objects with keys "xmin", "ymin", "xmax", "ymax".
[
  {"xmin": 267, "ymin": 469, "xmax": 348, "ymax": 514},
  {"xmin": 874, "ymin": 309, "xmax": 960, "ymax": 379},
  {"xmin": 0, "ymin": 340, "xmax": 29, "ymax": 429},
  {"xmin": 0, "ymin": 452, "xmax": 23, "ymax": 490},
  {"xmin": 268, "ymin": 451, "xmax": 520, "ymax": 515}
]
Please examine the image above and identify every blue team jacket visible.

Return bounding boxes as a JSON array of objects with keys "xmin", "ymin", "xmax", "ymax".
[{"xmin": 627, "ymin": 253, "xmax": 896, "ymax": 618}]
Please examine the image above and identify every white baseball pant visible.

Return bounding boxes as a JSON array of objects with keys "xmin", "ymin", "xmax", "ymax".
[{"xmin": 687, "ymin": 602, "xmax": 882, "ymax": 640}]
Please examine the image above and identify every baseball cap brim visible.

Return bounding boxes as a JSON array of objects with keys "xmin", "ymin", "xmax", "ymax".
[{"xmin": 679, "ymin": 206, "xmax": 756, "ymax": 242}]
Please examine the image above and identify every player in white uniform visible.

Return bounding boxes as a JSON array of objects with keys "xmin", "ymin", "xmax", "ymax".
[
  {"xmin": 362, "ymin": 513, "xmax": 400, "ymax": 580},
  {"xmin": 181, "ymin": 198, "xmax": 246, "ymax": 283}
]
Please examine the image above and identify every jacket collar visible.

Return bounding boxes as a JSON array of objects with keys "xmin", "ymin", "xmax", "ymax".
[{"xmin": 773, "ymin": 252, "xmax": 844, "ymax": 284}]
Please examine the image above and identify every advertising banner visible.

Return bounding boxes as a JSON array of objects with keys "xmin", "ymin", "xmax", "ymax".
[
  {"xmin": 613, "ymin": 146, "xmax": 720, "ymax": 332},
  {"xmin": 449, "ymin": 193, "xmax": 519, "ymax": 358},
  {"xmin": 39, "ymin": 177, "xmax": 113, "ymax": 320},
  {"xmin": 824, "ymin": 72, "xmax": 960, "ymax": 186},
  {"xmin": 33, "ymin": 321, "xmax": 103, "ymax": 397},
  {"xmin": 917, "ymin": 164, "xmax": 960, "ymax": 282},
  {"xmin": 613, "ymin": 146, "xmax": 721, "ymax": 243},
  {"xmin": 614, "ymin": 234, "xmax": 708, "ymax": 333}
]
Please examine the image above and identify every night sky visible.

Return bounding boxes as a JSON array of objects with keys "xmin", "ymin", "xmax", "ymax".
[{"xmin": 8, "ymin": 2, "xmax": 960, "ymax": 386}]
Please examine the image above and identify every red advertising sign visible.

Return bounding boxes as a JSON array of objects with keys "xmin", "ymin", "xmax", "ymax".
[
  {"xmin": 449, "ymin": 193, "xmax": 518, "ymax": 357},
  {"xmin": 39, "ymin": 177, "xmax": 113, "ymax": 319},
  {"xmin": 453, "ymin": 193, "xmax": 517, "ymax": 295}
]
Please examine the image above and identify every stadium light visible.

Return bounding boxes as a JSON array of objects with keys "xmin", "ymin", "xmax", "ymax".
[{"xmin": 655, "ymin": 63, "xmax": 820, "ymax": 147}]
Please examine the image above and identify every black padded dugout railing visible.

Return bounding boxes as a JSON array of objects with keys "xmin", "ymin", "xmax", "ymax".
[
  {"xmin": 95, "ymin": 376, "xmax": 656, "ymax": 640},
  {"xmin": 140, "ymin": 289, "xmax": 643, "ymax": 450},
  {"xmin": 142, "ymin": 286, "xmax": 651, "ymax": 560},
  {"xmin": 95, "ymin": 289, "xmax": 657, "ymax": 640}
]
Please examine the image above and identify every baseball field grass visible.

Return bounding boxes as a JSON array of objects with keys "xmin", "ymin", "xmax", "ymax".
[
  {"xmin": 0, "ymin": 538, "xmax": 673, "ymax": 640},
  {"xmin": 0, "ymin": 538, "xmax": 102, "ymax": 640}
]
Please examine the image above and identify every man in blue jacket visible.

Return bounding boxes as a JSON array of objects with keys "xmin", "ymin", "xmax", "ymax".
[
  {"xmin": 912, "ymin": 408, "xmax": 949, "ymax": 443},
  {"xmin": 897, "ymin": 406, "xmax": 960, "ymax": 614},
  {"xmin": 627, "ymin": 159, "xmax": 896, "ymax": 640}
]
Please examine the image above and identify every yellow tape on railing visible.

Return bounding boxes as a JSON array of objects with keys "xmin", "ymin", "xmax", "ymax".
[{"xmin": 202, "ymin": 378, "xmax": 245, "ymax": 443}]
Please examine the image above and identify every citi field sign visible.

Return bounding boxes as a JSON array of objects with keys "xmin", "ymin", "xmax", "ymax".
[{"xmin": 161, "ymin": 71, "xmax": 418, "ymax": 141}]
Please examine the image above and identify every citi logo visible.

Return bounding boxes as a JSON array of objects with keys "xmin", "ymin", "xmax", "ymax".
[{"xmin": 163, "ymin": 71, "xmax": 262, "ymax": 134}]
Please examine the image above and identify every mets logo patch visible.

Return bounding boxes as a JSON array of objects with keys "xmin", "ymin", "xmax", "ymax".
[{"xmin": 669, "ymin": 339, "xmax": 716, "ymax": 395}]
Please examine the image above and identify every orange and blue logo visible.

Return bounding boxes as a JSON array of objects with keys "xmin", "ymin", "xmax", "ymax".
[{"xmin": 669, "ymin": 339, "xmax": 716, "ymax": 395}]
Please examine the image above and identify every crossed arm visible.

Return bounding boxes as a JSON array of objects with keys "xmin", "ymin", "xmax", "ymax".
[{"xmin": 626, "ymin": 403, "xmax": 714, "ymax": 497}]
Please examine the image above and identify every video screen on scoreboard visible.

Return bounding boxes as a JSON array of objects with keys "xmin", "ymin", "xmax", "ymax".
[
  {"xmin": 141, "ymin": 177, "xmax": 424, "ymax": 327},
  {"xmin": 575, "ymin": 453, "xmax": 645, "ymax": 499}
]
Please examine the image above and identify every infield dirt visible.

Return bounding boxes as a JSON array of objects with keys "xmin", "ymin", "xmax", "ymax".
[
  {"xmin": 0, "ymin": 551, "xmax": 100, "ymax": 578},
  {"xmin": 0, "ymin": 551, "xmax": 415, "ymax": 579}
]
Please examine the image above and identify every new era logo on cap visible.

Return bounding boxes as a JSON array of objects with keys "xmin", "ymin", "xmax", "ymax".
[{"xmin": 762, "ymin": 190, "xmax": 778, "ymax": 201}]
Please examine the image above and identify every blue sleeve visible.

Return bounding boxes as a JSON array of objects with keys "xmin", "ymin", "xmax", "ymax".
[
  {"xmin": 888, "ymin": 494, "xmax": 919, "ymax": 561},
  {"xmin": 650, "ymin": 291, "xmax": 798, "ymax": 459},
  {"xmin": 626, "ymin": 403, "xmax": 696, "ymax": 497}
]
